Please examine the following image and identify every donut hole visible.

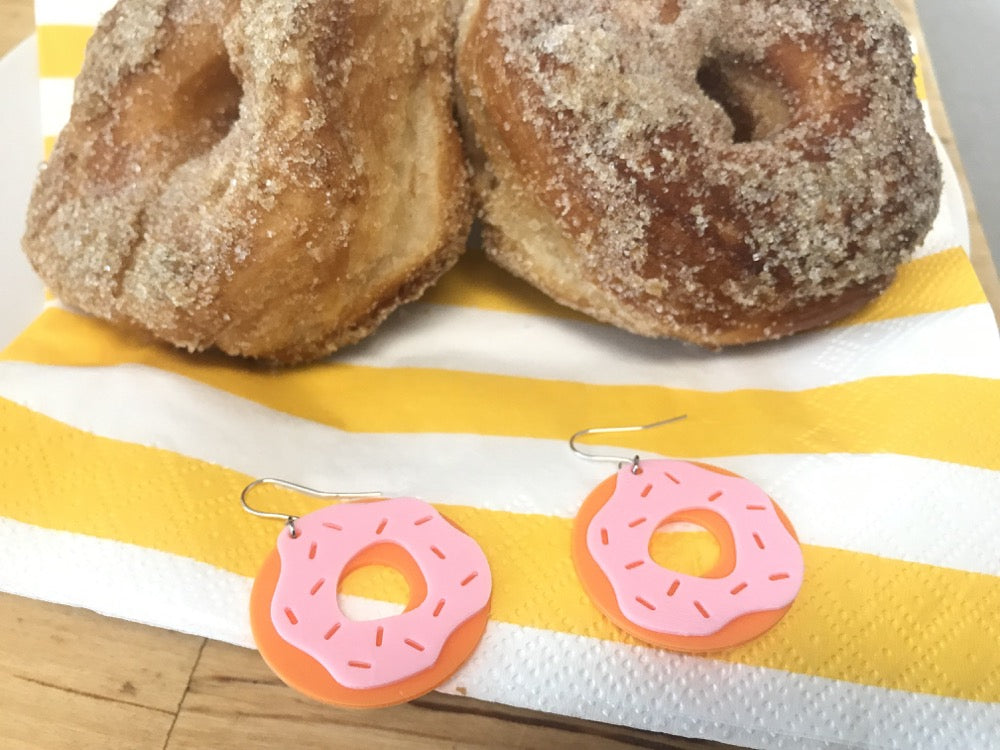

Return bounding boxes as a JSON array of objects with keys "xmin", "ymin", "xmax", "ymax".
[
  {"xmin": 336, "ymin": 543, "xmax": 427, "ymax": 622},
  {"xmin": 648, "ymin": 510, "xmax": 735, "ymax": 579},
  {"xmin": 171, "ymin": 50, "xmax": 243, "ymax": 158},
  {"xmin": 696, "ymin": 56, "xmax": 792, "ymax": 143}
]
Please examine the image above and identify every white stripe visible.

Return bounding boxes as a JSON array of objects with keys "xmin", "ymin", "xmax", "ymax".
[
  {"xmin": 1, "ymin": 360, "xmax": 999, "ymax": 575},
  {"xmin": 456, "ymin": 623, "xmax": 1000, "ymax": 750},
  {"xmin": 39, "ymin": 77, "xmax": 74, "ymax": 137},
  {"xmin": 1, "ymin": 517, "xmax": 996, "ymax": 750},
  {"xmin": 342, "ymin": 301, "xmax": 1000, "ymax": 391},
  {"xmin": 34, "ymin": 0, "xmax": 112, "ymax": 27},
  {"xmin": 0, "ymin": 517, "xmax": 253, "ymax": 646}
]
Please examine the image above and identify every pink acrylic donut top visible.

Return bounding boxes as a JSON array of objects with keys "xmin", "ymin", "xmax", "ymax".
[
  {"xmin": 271, "ymin": 497, "xmax": 492, "ymax": 690},
  {"xmin": 586, "ymin": 459, "xmax": 804, "ymax": 637}
]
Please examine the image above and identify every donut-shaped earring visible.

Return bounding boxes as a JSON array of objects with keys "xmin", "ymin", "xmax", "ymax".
[
  {"xmin": 241, "ymin": 479, "xmax": 492, "ymax": 708},
  {"xmin": 570, "ymin": 418, "xmax": 804, "ymax": 652}
]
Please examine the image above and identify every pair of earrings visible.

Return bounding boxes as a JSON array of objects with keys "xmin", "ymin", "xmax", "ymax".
[{"xmin": 242, "ymin": 417, "xmax": 804, "ymax": 709}]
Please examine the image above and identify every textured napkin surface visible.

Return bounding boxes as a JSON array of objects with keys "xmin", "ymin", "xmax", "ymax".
[{"xmin": 3, "ymin": 2, "xmax": 1000, "ymax": 748}]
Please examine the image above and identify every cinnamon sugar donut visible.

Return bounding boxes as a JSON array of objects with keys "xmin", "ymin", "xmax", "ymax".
[
  {"xmin": 457, "ymin": 0, "xmax": 942, "ymax": 345},
  {"xmin": 23, "ymin": 0, "xmax": 470, "ymax": 363}
]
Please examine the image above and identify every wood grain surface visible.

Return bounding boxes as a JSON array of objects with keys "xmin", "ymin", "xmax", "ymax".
[{"xmin": 0, "ymin": 0, "xmax": 997, "ymax": 748}]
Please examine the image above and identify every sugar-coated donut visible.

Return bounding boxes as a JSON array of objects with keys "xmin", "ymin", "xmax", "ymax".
[
  {"xmin": 573, "ymin": 460, "xmax": 804, "ymax": 651},
  {"xmin": 250, "ymin": 498, "xmax": 492, "ymax": 708},
  {"xmin": 458, "ymin": 0, "xmax": 942, "ymax": 346},
  {"xmin": 23, "ymin": 0, "xmax": 471, "ymax": 363}
]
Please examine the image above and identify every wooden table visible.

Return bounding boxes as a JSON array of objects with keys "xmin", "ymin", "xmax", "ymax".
[{"xmin": 1, "ymin": 2, "xmax": 997, "ymax": 749}]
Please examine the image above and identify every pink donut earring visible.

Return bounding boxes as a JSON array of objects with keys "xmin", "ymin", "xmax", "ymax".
[
  {"xmin": 241, "ymin": 478, "xmax": 492, "ymax": 708},
  {"xmin": 569, "ymin": 417, "xmax": 804, "ymax": 652}
]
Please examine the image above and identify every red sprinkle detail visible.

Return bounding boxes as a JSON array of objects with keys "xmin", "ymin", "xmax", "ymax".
[
  {"xmin": 431, "ymin": 546, "xmax": 446, "ymax": 560},
  {"xmin": 769, "ymin": 573, "xmax": 790, "ymax": 581},
  {"xmin": 433, "ymin": 599, "xmax": 446, "ymax": 617},
  {"xmin": 746, "ymin": 505, "xmax": 767, "ymax": 511},
  {"xmin": 667, "ymin": 580, "xmax": 680, "ymax": 597},
  {"xmin": 414, "ymin": 516, "xmax": 433, "ymax": 526},
  {"xmin": 664, "ymin": 472, "xmax": 680, "ymax": 484},
  {"xmin": 375, "ymin": 626, "xmax": 384, "ymax": 647},
  {"xmin": 376, "ymin": 518, "xmax": 388, "ymax": 535},
  {"xmin": 348, "ymin": 661, "xmax": 371, "ymax": 669},
  {"xmin": 310, "ymin": 578, "xmax": 325, "ymax": 596},
  {"xmin": 753, "ymin": 533, "xmax": 766, "ymax": 550},
  {"xmin": 625, "ymin": 560, "xmax": 645, "ymax": 570},
  {"xmin": 324, "ymin": 623, "xmax": 341, "ymax": 640},
  {"xmin": 708, "ymin": 491, "xmax": 723, "ymax": 502},
  {"xmin": 308, "ymin": 542, "xmax": 318, "ymax": 560},
  {"xmin": 461, "ymin": 572, "xmax": 478, "ymax": 587},
  {"xmin": 600, "ymin": 528, "xmax": 609, "ymax": 545},
  {"xmin": 322, "ymin": 522, "xmax": 343, "ymax": 531},
  {"xmin": 404, "ymin": 639, "xmax": 425, "ymax": 652},
  {"xmin": 730, "ymin": 583, "xmax": 748, "ymax": 595},
  {"xmin": 628, "ymin": 517, "xmax": 647, "ymax": 528},
  {"xmin": 283, "ymin": 608, "xmax": 298, "ymax": 625},
  {"xmin": 694, "ymin": 601, "xmax": 711, "ymax": 619},
  {"xmin": 640, "ymin": 484, "xmax": 653, "ymax": 498},
  {"xmin": 635, "ymin": 596, "xmax": 656, "ymax": 611}
]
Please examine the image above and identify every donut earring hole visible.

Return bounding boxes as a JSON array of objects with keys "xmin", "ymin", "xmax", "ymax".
[
  {"xmin": 647, "ymin": 510, "xmax": 735, "ymax": 580},
  {"xmin": 336, "ymin": 543, "xmax": 426, "ymax": 621}
]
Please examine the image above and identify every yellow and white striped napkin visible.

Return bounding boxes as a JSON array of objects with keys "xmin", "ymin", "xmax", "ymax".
[{"xmin": 3, "ymin": 2, "xmax": 1000, "ymax": 747}]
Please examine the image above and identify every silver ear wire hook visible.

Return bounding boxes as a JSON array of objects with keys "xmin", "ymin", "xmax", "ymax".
[
  {"xmin": 240, "ymin": 478, "xmax": 383, "ymax": 537},
  {"xmin": 569, "ymin": 415, "xmax": 688, "ymax": 474}
]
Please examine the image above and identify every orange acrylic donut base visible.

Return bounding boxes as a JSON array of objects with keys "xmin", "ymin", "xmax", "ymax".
[
  {"xmin": 572, "ymin": 463, "xmax": 800, "ymax": 653},
  {"xmin": 250, "ymin": 541, "xmax": 491, "ymax": 709}
]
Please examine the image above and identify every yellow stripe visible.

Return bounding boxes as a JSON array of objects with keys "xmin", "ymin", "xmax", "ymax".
[
  {"xmin": 1, "ymin": 396, "xmax": 997, "ymax": 703},
  {"xmin": 914, "ymin": 54, "xmax": 928, "ymax": 101},
  {"xmin": 427, "ymin": 248, "xmax": 983, "ymax": 328},
  {"xmin": 37, "ymin": 25, "xmax": 93, "ymax": 80},
  {"xmin": 43, "ymin": 136, "xmax": 57, "ymax": 160},
  {"xmin": 836, "ymin": 248, "xmax": 986, "ymax": 327},
  {"xmin": 4, "ymin": 307, "xmax": 999, "ymax": 470}
]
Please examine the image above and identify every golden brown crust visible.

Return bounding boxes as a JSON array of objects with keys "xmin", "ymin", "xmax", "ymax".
[
  {"xmin": 23, "ymin": 0, "xmax": 471, "ymax": 364},
  {"xmin": 457, "ymin": 0, "xmax": 943, "ymax": 346}
]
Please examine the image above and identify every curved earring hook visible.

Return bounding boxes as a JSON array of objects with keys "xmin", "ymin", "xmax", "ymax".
[
  {"xmin": 569, "ymin": 415, "xmax": 688, "ymax": 473},
  {"xmin": 240, "ymin": 477, "xmax": 383, "ymax": 537}
]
